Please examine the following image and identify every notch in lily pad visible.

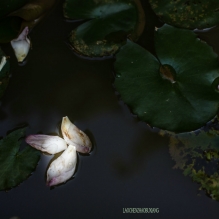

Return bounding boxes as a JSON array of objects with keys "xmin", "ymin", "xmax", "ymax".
[
  {"xmin": 63, "ymin": 0, "xmax": 145, "ymax": 58},
  {"xmin": 114, "ymin": 24, "xmax": 219, "ymax": 132}
]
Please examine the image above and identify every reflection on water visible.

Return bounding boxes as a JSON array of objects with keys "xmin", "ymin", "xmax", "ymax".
[{"xmin": 160, "ymin": 117, "xmax": 219, "ymax": 201}]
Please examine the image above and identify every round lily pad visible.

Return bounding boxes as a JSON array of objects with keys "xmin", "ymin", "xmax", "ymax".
[
  {"xmin": 149, "ymin": 0, "xmax": 219, "ymax": 29},
  {"xmin": 114, "ymin": 24, "xmax": 219, "ymax": 132},
  {"xmin": 63, "ymin": 0, "xmax": 145, "ymax": 57},
  {"xmin": 0, "ymin": 48, "xmax": 10, "ymax": 99}
]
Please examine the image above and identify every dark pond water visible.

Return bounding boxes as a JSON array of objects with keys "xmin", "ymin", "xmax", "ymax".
[{"xmin": 1, "ymin": 1, "xmax": 219, "ymax": 219}]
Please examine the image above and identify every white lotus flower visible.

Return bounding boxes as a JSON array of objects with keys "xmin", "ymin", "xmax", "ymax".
[
  {"xmin": 47, "ymin": 145, "xmax": 77, "ymax": 186},
  {"xmin": 25, "ymin": 135, "xmax": 67, "ymax": 154},
  {"xmin": 26, "ymin": 116, "xmax": 92, "ymax": 186},
  {"xmin": 61, "ymin": 116, "xmax": 92, "ymax": 153},
  {"xmin": 0, "ymin": 56, "xmax": 7, "ymax": 71},
  {"xmin": 11, "ymin": 26, "xmax": 30, "ymax": 62}
]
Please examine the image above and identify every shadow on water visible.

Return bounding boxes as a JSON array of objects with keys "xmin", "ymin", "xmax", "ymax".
[{"xmin": 112, "ymin": 126, "xmax": 169, "ymax": 178}]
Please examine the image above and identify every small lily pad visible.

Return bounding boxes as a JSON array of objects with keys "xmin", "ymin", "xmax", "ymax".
[
  {"xmin": 63, "ymin": 0, "xmax": 145, "ymax": 57},
  {"xmin": 114, "ymin": 24, "xmax": 219, "ymax": 132},
  {"xmin": 0, "ymin": 48, "xmax": 10, "ymax": 99},
  {"xmin": 149, "ymin": 0, "xmax": 219, "ymax": 29},
  {"xmin": 0, "ymin": 128, "xmax": 40, "ymax": 191}
]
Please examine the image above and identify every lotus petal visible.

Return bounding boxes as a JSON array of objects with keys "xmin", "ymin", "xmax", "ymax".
[
  {"xmin": 26, "ymin": 135, "xmax": 67, "ymax": 154},
  {"xmin": 61, "ymin": 116, "xmax": 92, "ymax": 153},
  {"xmin": 11, "ymin": 26, "xmax": 30, "ymax": 62},
  {"xmin": 47, "ymin": 145, "xmax": 77, "ymax": 186}
]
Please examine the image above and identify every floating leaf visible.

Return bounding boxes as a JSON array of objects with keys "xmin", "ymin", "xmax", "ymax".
[
  {"xmin": 0, "ymin": 48, "xmax": 10, "ymax": 99},
  {"xmin": 149, "ymin": 0, "xmax": 219, "ymax": 29},
  {"xmin": 114, "ymin": 24, "xmax": 219, "ymax": 132},
  {"xmin": 0, "ymin": 128, "xmax": 40, "ymax": 191},
  {"xmin": 0, "ymin": 0, "xmax": 56, "ymax": 43},
  {"xmin": 63, "ymin": 0, "xmax": 145, "ymax": 57},
  {"xmin": 167, "ymin": 127, "xmax": 219, "ymax": 201}
]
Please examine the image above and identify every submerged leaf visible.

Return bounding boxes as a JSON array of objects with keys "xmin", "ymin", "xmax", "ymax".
[
  {"xmin": 0, "ymin": 128, "xmax": 40, "ymax": 191},
  {"xmin": 0, "ymin": 48, "xmax": 10, "ymax": 99},
  {"xmin": 0, "ymin": 0, "xmax": 56, "ymax": 43},
  {"xmin": 63, "ymin": 0, "xmax": 145, "ymax": 57},
  {"xmin": 114, "ymin": 24, "xmax": 219, "ymax": 132},
  {"xmin": 149, "ymin": 0, "xmax": 219, "ymax": 29},
  {"xmin": 167, "ymin": 127, "xmax": 219, "ymax": 201}
]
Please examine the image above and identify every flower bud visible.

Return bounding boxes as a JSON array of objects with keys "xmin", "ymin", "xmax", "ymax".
[
  {"xmin": 61, "ymin": 116, "xmax": 92, "ymax": 153},
  {"xmin": 11, "ymin": 26, "xmax": 30, "ymax": 62},
  {"xmin": 47, "ymin": 145, "xmax": 77, "ymax": 186},
  {"xmin": 0, "ymin": 56, "xmax": 6, "ymax": 71},
  {"xmin": 26, "ymin": 135, "xmax": 67, "ymax": 154}
]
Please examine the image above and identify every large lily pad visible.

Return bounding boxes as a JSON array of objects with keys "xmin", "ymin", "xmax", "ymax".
[
  {"xmin": 63, "ymin": 0, "xmax": 145, "ymax": 57},
  {"xmin": 0, "ymin": 128, "xmax": 40, "ymax": 191},
  {"xmin": 0, "ymin": 48, "xmax": 10, "ymax": 99},
  {"xmin": 149, "ymin": 0, "xmax": 219, "ymax": 29},
  {"xmin": 114, "ymin": 24, "xmax": 219, "ymax": 132},
  {"xmin": 165, "ymin": 126, "xmax": 219, "ymax": 201}
]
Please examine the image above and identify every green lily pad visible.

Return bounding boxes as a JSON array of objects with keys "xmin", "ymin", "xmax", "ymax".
[
  {"xmin": 149, "ymin": 0, "xmax": 219, "ymax": 29},
  {"xmin": 0, "ymin": 128, "xmax": 40, "ymax": 191},
  {"xmin": 167, "ymin": 127, "xmax": 219, "ymax": 201},
  {"xmin": 114, "ymin": 24, "xmax": 219, "ymax": 132},
  {"xmin": 63, "ymin": 0, "xmax": 145, "ymax": 57},
  {"xmin": 0, "ymin": 48, "xmax": 10, "ymax": 99}
]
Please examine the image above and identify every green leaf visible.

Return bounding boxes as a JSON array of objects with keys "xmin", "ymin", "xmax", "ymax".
[
  {"xmin": 148, "ymin": 0, "xmax": 219, "ymax": 29},
  {"xmin": 63, "ymin": 0, "xmax": 145, "ymax": 57},
  {"xmin": 0, "ymin": 128, "xmax": 40, "ymax": 191},
  {"xmin": 114, "ymin": 24, "xmax": 219, "ymax": 132},
  {"xmin": 0, "ymin": 48, "xmax": 10, "ymax": 99}
]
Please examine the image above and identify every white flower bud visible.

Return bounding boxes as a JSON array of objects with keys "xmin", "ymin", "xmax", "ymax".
[
  {"xmin": 11, "ymin": 26, "xmax": 30, "ymax": 62},
  {"xmin": 26, "ymin": 135, "xmax": 67, "ymax": 154},
  {"xmin": 47, "ymin": 145, "xmax": 77, "ymax": 186},
  {"xmin": 61, "ymin": 116, "xmax": 92, "ymax": 153},
  {"xmin": 0, "ymin": 56, "xmax": 7, "ymax": 71}
]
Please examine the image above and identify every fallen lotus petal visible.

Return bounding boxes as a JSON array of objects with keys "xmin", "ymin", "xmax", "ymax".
[
  {"xmin": 47, "ymin": 145, "xmax": 77, "ymax": 186},
  {"xmin": 11, "ymin": 26, "xmax": 30, "ymax": 62},
  {"xmin": 61, "ymin": 116, "xmax": 92, "ymax": 153},
  {"xmin": 0, "ymin": 56, "xmax": 6, "ymax": 71},
  {"xmin": 26, "ymin": 135, "xmax": 67, "ymax": 154}
]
